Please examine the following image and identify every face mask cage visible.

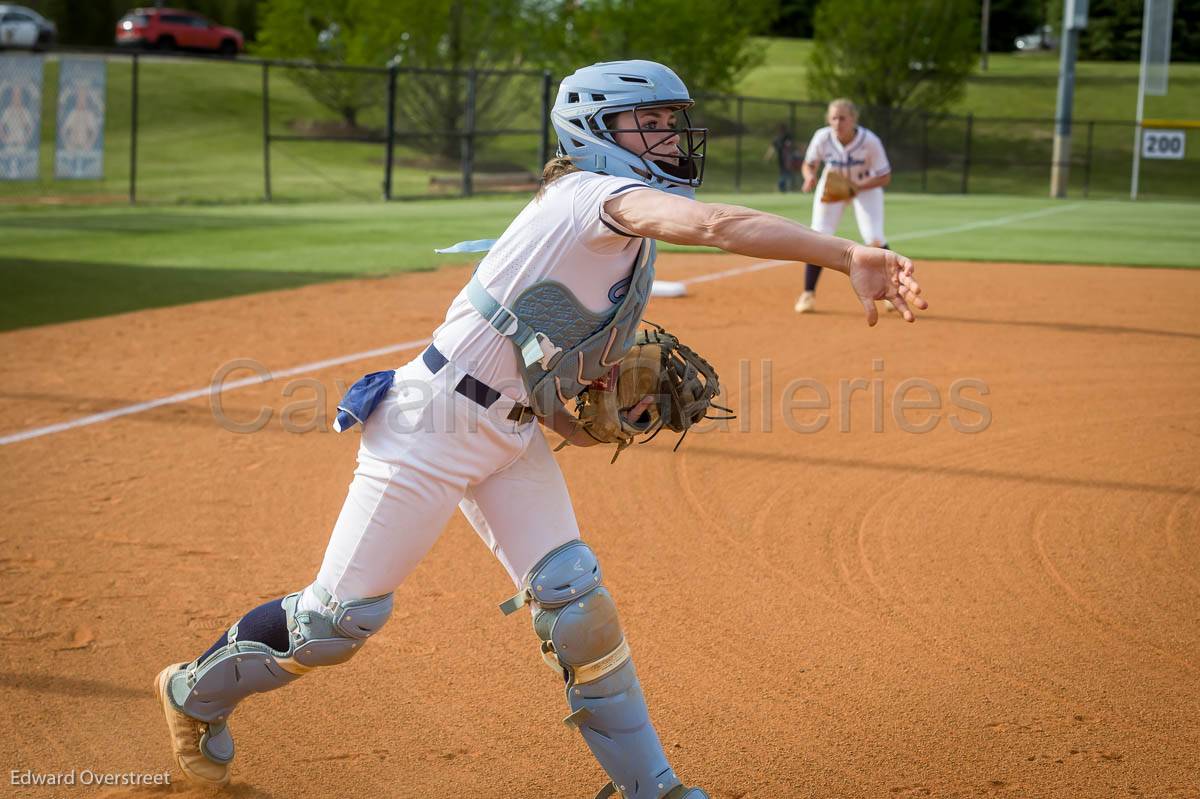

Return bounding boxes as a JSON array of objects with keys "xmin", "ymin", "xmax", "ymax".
[{"xmin": 597, "ymin": 103, "xmax": 707, "ymax": 187}]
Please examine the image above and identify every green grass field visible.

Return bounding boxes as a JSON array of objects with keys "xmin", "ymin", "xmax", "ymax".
[
  {"xmin": 3, "ymin": 193, "xmax": 1197, "ymax": 332},
  {"xmin": 3, "ymin": 41, "xmax": 1198, "ymax": 333}
]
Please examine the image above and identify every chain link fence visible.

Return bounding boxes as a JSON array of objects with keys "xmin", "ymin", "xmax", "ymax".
[
  {"xmin": 0, "ymin": 48, "xmax": 551, "ymax": 204},
  {"xmin": 1, "ymin": 48, "xmax": 1196, "ymax": 204},
  {"xmin": 696, "ymin": 96, "xmax": 1200, "ymax": 200}
]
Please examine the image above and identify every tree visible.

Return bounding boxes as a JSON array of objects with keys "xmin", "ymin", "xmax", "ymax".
[
  {"xmin": 255, "ymin": 0, "xmax": 396, "ymax": 130},
  {"xmin": 767, "ymin": 0, "xmax": 820, "ymax": 38},
  {"xmin": 536, "ymin": 0, "xmax": 778, "ymax": 97},
  {"xmin": 256, "ymin": 0, "xmax": 776, "ymax": 159},
  {"xmin": 256, "ymin": 0, "xmax": 549, "ymax": 156},
  {"xmin": 809, "ymin": 0, "xmax": 977, "ymax": 129},
  {"xmin": 1078, "ymin": 0, "xmax": 1144, "ymax": 60},
  {"xmin": 1174, "ymin": 0, "xmax": 1200, "ymax": 61},
  {"xmin": 401, "ymin": 0, "xmax": 780, "ymax": 159},
  {"xmin": 386, "ymin": 0, "xmax": 551, "ymax": 159},
  {"xmin": 1071, "ymin": 0, "xmax": 1200, "ymax": 62},
  {"xmin": 985, "ymin": 0, "xmax": 1043, "ymax": 53}
]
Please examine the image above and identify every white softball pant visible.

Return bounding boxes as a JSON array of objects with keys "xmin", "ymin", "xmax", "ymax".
[
  {"xmin": 298, "ymin": 355, "xmax": 580, "ymax": 613},
  {"xmin": 811, "ymin": 178, "xmax": 887, "ymax": 246}
]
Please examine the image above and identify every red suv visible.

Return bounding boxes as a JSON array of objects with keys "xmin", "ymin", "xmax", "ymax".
[{"xmin": 115, "ymin": 8, "xmax": 244, "ymax": 56}]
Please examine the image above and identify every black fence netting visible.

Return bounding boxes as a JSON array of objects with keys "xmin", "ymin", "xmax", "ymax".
[{"xmin": 1, "ymin": 48, "xmax": 1196, "ymax": 204}]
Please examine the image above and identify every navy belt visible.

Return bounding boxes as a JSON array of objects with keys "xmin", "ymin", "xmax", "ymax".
[{"xmin": 423, "ymin": 344, "xmax": 535, "ymax": 424}]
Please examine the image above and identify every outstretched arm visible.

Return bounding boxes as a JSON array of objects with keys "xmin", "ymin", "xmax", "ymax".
[{"xmin": 605, "ymin": 189, "xmax": 928, "ymax": 325}]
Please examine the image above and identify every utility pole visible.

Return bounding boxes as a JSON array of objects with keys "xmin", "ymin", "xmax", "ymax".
[{"xmin": 1050, "ymin": 0, "xmax": 1088, "ymax": 198}]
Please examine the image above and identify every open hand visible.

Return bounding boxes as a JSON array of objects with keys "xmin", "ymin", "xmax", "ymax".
[{"xmin": 846, "ymin": 245, "xmax": 928, "ymax": 325}]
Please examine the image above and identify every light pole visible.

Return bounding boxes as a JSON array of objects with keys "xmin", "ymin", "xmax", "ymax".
[{"xmin": 1050, "ymin": 0, "xmax": 1089, "ymax": 198}]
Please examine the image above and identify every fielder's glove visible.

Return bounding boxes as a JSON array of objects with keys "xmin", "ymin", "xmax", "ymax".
[
  {"xmin": 820, "ymin": 170, "xmax": 857, "ymax": 203},
  {"xmin": 562, "ymin": 325, "xmax": 734, "ymax": 462}
]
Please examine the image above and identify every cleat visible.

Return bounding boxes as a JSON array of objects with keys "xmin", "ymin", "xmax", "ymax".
[{"xmin": 155, "ymin": 663, "xmax": 231, "ymax": 788}]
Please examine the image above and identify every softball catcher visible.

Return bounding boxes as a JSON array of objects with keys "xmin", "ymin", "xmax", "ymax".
[{"xmin": 155, "ymin": 60, "xmax": 926, "ymax": 798}]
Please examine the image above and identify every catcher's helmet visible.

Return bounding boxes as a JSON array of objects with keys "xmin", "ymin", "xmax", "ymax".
[{"xmin": 551, "ymin": 60, "xmax": 707, "ymax": 197}]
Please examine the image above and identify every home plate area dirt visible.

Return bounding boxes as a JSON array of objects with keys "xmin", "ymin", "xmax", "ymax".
[{"xmin": 1, "ymin": 255, "xmax": 1197, "ymax": 798}]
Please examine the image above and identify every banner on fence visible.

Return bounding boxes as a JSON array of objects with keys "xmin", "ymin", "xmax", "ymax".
[
  {"xmin": 55, "ymin": 58, "xmax": 106, "ymax": 179},
  {"xmin": 0, "ymin": 54, "xmax": 43, "ymax": 180}
]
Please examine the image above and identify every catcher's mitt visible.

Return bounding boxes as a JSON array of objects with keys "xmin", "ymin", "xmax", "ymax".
[
  {"xmin": 820, "ymin": 170, "xmax": 857, "ymax": 203},
  {"xmin": 565, "ymin": 325, "xmax": 734, "ymax": 462}
]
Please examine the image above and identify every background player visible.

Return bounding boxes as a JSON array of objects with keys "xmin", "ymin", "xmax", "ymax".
[
  {"xmin": 154, "ymin": 61, "xmax": 925, "ymax": 799},
  {"xmin": 763, "ymin": 122, "xmax": 797, "ymax": 192},
  {"xmin": 796, "ymin": 98, "xmax": 893, "ymax": 314}
]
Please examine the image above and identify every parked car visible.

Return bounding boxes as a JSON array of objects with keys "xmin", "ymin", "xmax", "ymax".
[
  {"xmin": 115, "ymin": 7, "xmax": 243, "ymax": 56},
  {"xmin": 0, "ymin": 4, "xmax": 56, "ymax": 50},
  {"xmin": 1015, "ymin": 25, "xmax": 1057, "ymax": 51}
]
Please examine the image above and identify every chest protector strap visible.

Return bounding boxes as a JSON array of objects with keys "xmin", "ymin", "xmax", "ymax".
[{"xmin": 466, "ymin": 239, "xmax": 656, "ymax": 418}]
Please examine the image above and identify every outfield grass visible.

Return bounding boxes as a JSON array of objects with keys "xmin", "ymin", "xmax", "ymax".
[{"xmin": 2, "ymin": 193, "xmax": 1196, "ymax": 331}]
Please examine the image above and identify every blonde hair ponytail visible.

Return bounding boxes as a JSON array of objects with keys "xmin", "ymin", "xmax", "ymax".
[{"xmin": 537, "ymin": 156, "xmax": 581, "ymax": 197}]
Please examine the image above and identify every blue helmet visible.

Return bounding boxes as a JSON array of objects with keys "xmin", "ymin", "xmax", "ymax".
[{"xmin": 551, "ymin": 60, "xmax": 707, "ymax": 197}]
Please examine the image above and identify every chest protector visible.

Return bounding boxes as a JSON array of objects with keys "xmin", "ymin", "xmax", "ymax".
[{"xmin": 466, "ymin": 238, "xmax": 656, "ymax": 418}]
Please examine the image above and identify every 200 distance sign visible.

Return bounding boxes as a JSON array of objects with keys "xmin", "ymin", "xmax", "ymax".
[{"xmin": 1142, "ymin": 130, "xmax": 1186, "ymax": 160}]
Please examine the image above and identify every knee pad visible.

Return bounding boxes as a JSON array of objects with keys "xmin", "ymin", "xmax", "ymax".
[
  {"xmin": 170, "ymin": 585, "xmax": 393, "ymax": 728},
  {"xmin": 501, "ymin": 540, "xmax": 624, "ymax": 684},
  {"xmin": 535, "ymin": 586, "xmax": 628, "ymax": 685},
  {"xmin": 501, "ymin": 540, "xmax": 681, "ymax": 799}
]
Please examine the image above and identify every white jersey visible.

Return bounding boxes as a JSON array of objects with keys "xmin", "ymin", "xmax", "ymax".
[
  {"xmin": 432, "ymin": 170, "xmax": 647, "ymax": 403},
  {"xmin": 804, "ymin": 125, "xmax": 891, "ymax": 184}
]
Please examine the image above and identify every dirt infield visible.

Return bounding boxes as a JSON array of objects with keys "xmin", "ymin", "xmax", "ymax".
[{"xmin": 1, "ymin": 255, "xmax": 1198, "ymax": 799}]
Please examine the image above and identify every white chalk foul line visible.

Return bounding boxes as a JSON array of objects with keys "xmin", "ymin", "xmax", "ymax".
[
  {"xmin": 680, "ymin": 201, "xmax": 1085, "ymax": 286},
  {"xmin": 2, "ymin": 202, "xmax": 1082, "ymax": 447},
  {"xmin": 0, "ymin": 337, "xmax": 431, "ymax": 446},
  {"xmin": 681, "ymin": 258, "xmax": 792, "ymax": 286},
  {"xmin": 889, "ymin": 201, "xmax": 1083, "ymax": 243}
]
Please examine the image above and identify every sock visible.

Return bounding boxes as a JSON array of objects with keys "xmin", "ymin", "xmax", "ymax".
[
  {"xmin": 804, "ymin": 263, "xmax": 822, "ymax": 293},
  {"xmin": 195, "ymin": 597, "xmax": 290, "ymax": 664}
]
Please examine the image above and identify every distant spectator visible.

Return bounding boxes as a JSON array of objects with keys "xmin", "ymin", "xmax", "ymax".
[{"xmin": 763, "ymin": 123, "xmax": 797, "ymax": 193}]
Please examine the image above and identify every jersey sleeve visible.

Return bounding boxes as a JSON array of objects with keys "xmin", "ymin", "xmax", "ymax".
[
  {"xmin": 573, "ymin": 173, "xmax": 649, "ymax": 253},
  {"xmin": 804, "ymin": 129, "xmax": 826, "ymax": 165},
  {"xmin": 867, "ymin": 133, "xmax": 892, "ymax": 177}
]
